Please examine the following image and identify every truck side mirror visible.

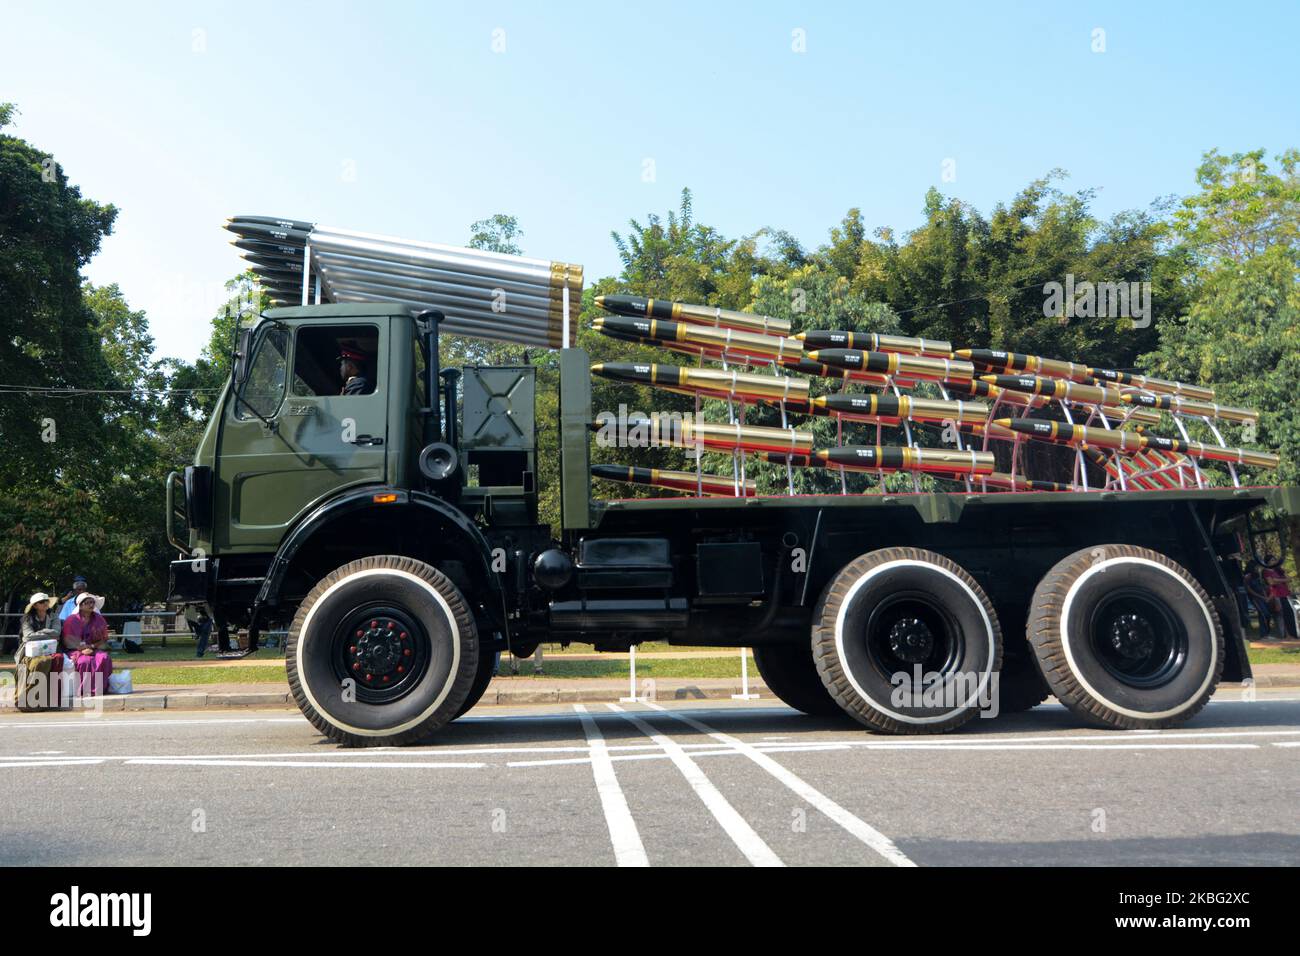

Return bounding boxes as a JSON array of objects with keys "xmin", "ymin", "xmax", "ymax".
[{"xmin": 233, "ymin": 328, "xmax": 254, "ymax": 385}]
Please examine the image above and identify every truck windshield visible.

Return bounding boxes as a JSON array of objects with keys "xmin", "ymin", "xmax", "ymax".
[{"xmin": 236, "ymin": 327, "xmax": 289, "ymax": 420}]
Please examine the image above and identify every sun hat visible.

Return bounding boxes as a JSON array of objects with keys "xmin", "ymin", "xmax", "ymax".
[
  {"xmin": 76, "ymin": 593, "xmax": 105, "ymax": 612},
  {"xmin": 24, "ymin": 592, "xmax": 52, "ymax": 614}
]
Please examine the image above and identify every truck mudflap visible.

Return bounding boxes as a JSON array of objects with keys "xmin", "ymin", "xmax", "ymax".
[{"xmin": 167, "ymin": 556, "xmax": 212, "ymax": 604}]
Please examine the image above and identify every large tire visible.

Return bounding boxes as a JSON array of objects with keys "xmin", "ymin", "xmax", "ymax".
[
  {"xmin": 286, "ymin": 556, "xmax": 479, "ymax": 747},
  {"xmin": 1028, "ymin": 544, "xmax": 1223, "ymax": 730},
  {"xmin": 813, "ymin": 547, "xmax": 1002, "ymax": 734},
  {"xmin": 751, "ymin": 644, "xmax": 845, "ymax": 718}
]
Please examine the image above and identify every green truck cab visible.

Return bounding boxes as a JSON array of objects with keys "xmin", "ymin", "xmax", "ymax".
[{"xmin": 167, "ymin": 301, "xmax": 1297, "ymax": 747}]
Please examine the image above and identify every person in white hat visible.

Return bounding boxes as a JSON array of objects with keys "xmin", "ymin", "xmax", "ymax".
[
  {"xmin": 17, "ymin": 592, "xmax": 60, "ymax": 663},
  {"xmin": 61, "ymin": 592, "xmax": 112, "ymax": 697}
]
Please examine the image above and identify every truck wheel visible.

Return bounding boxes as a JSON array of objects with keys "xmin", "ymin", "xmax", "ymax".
[
  {"xmin": 1028, "ymin": 545, "xmax": 1222, "ymax": 730},
  {"xmin": 813, "ymin": 548, "xmax": 1002, "ymax": 734},
  {"xmin": 996, "ymin": 650, "xmax": 1052, "ymax": 713},
  {"xmin": 454, "ymin": 648, "xmax": 497, "ymax": 719},
  {"xmin": 751, "ymin": 644, "xmax": 846, "ymax": 718},
  {"xmin": 286, "ymin": 555, "xmax": 479, "ymax": 746}
]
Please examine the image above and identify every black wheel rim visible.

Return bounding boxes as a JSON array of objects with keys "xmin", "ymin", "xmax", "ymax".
[
  {"xmin": 1086, "ymin": 588, "xmax": 1188, "ymax": 688},
  {"xmin": 863, "ymin": 591, "xmax": 963, "ymax": 684},
  {"xmin": 330, "ymin": 604, "xmax": 432, "ymax": 704}
]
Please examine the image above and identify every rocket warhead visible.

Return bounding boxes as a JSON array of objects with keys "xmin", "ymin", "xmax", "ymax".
[
  {"xmin": 595, "ymin": 293, "xmax": 790, "ymax": 336},
  {"xmin": 228, "ymin": 215, "xmax": 315, "ymax": 232},
  {"xmin": 223, "ymin": 220, "xmax": 311, "ymax": 244},
  {"xmin": 806, "ymin": 348, "xmax": 974, "ymax": 382},
  {"xmin": 232, "ymin": 238, "xmax": 306, "ymax": 259},
  {"xmin": 797, "ymin": 329, "xmax": 953, "ymax": 357}
]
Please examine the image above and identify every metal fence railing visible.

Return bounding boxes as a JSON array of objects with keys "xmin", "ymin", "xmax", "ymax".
[{"xmin": 2, "ymin": 611, "xmax": 288, "ymax": 654}]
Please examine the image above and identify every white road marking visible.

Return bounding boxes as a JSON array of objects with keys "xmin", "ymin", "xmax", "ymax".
[
  {"xmin": 0, "ymin": 715, "xmax": 305, "ymax": 730},
  {"xmin": 123, "ymin": 759, "xmax": 485, "ymax": 769},
  {"xmin": 572, "ymin": 704, "xmax": 648, "ymax": 867},
  {"xmin": 638, "ymin": 701, "xmax": 915, "ymax": 867},
  {"xmin": 606, "ymin": 704, "xmax": 784, "ymax": 867},
  {"xmin": 509, "ymin": 743, "xmax": 852, "ymax": 768},
  {"xmin": 1271, "ymin": 741, "xmax": 1300, "ymax": 747},
  {"xmin": 0, "ymin": 759, "xmax": 104, "ymax": 768}
]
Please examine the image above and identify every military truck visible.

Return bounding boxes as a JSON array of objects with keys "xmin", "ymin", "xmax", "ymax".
[{"xmin": 165, "ymin": 291, "xmax": 1297, "ymax": 746}]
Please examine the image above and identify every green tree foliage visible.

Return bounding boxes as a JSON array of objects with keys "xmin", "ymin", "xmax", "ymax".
[
  {"xmin": 0, "ymin": 103, "xmax": 118, "ymax": 485},
  {"xmin": 467, "ymin": 213, "xmax": 524, "ymax": 256},
  {"xmin": 1143, "ymin": 149, "xmax": 1300, "ymax": 563}
]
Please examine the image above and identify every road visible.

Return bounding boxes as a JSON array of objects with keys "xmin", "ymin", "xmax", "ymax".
[{"xmin": 1, "ymin": 691, "xmax": 1297, "ymax": 866}]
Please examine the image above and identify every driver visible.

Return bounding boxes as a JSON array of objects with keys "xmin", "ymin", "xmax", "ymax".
[{"xmin": 337, "ymin": 344, "xmax": 372, "ymax": 395}]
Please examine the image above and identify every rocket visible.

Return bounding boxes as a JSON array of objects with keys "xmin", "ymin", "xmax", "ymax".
[
  {"xmin": 591, "ymin": 464, "xmax": 756, "ymax": 497},
  {"xmin": 993, "ymin": 418, "xmax": 1279, "ymax": 468},
  {"xmin": 590, "ymin": 362, "xmax": 809, "ymax": 403},
  {"xmin": 1087, "ymin": 366, "xmax": 1215, "ymax": 401},
  {"xmin": 595, "ymin": 294, "xmax": 791, "ymax": 336},
  {"xmin": 766, "ymin": 446, "xmax": 995, "ymax": 477},
  {"xmin": 805, "ymin": 348, "xmax": 975, "ymax": 383},
  {"xmin": 979, "ymin": 374, "xmax": 1126, "ymax": 407},
  {"xmin": 955, "ymin": 349, "xmax": 1092, "ymax": 383},
  {"xmin": 592, "ymin": 417, "xmax": 814, "ymax": 455},
  {"xmin": 1118, "ymin": 391, "xmax": 1258, "ymax": 424},
  {"xmin": 797, "ymin": 329, "xmax": 953, "ymax": 357},
  {"xmin": 591, "ymin": 316, "xmax": 802, "ymax": 364}
]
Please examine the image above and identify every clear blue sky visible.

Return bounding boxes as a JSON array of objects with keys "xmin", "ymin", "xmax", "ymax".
[{"xmin": 6, "ymin": 0, "xmax": 1298, "ymax": 361}]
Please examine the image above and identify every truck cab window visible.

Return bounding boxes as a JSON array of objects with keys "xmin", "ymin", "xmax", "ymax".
[
  {"xmin": 292, "ymin": 325, "xmax": 380, "ymax": 397},
  {"xmin": 236, "ymin": 327, "xmax": 289, "ymax": 420}
]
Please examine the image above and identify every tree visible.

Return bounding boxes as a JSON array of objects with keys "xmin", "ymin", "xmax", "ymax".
[
  {"xmin": 467, "ymin": 214, "xmax": 523, "ymax": 256},
  {"xmin": 1143, "ymin": 149, "xmax": 1300, "ymax": 565},
  {"xmin": 0, "ymin": 102, "xmax": 118, "ymax": 486}
]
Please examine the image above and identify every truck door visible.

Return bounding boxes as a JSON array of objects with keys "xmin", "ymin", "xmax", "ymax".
[{"xmin": 215, "ymin": 320, "xmax": 389, "ymax": 552}]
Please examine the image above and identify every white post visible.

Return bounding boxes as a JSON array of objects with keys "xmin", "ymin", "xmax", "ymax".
[
  {"xmin": 732, "ymin": 648, "xmax": 759, "ymax": 700},
  {"xmin": 619, "ymin": 644, "xmax": 640, "ymax": 703},
  {"xmin": 301, "ymin": 244, "xmax": 312, "ymax": 306}
]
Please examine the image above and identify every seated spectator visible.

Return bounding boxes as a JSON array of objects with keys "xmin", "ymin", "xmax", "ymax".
[
  {"xmin": 18, "ymin": 592, "xmax": 60, "ymax": 663},
  {"xmin": 61, "ymin": 593, "xmax": 112, "ymax": 697},
  {"xmin": 57, "ymin": 575, "xmax": 89, "ymax": 622}
]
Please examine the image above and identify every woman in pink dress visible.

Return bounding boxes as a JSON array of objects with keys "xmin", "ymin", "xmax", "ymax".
[{"xmin": 61, "ymin": 593, "xmax": 113, "ymax": 696}]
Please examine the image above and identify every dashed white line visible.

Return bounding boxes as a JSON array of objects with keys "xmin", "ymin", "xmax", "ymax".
[
  {"xmin": 606, "ymin": 704, "xmax": 784, "ymax": 867},
  {"xmin": 639, "ymin": 701, "xmax": 916, "ymax": 867},
  {"xmin": 573, "ymin": 704, "xmax": 649, "ymax": 867}
]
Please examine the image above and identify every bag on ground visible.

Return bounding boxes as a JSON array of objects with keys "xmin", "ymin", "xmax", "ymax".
[{"xmin": 107, "ymin": 670, "xmax": 133, "ymax": 695}]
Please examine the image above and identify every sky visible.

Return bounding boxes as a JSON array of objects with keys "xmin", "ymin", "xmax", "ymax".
[{"xmin": 4, "ymin": 0, "xmax": 1298, "ymax": 362}]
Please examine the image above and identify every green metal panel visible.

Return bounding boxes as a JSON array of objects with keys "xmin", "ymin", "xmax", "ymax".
[
  {"xmin": 559, "ymin": 348, "xmax": 593, "ymax": 530},
  {"xmin": 461, "ymin": 367, "xmax": 536, "ymax": 451}
]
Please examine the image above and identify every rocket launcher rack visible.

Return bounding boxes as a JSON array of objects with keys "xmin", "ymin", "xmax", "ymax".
[{"xmin": 589, "ymin": 294, "xmax": 1278, "ymax": 499}]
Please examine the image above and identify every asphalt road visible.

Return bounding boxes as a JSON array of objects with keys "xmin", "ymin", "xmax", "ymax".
[{"xmin": 1, "ymin": 691, "xmax": 1297, "ymax": 867}]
